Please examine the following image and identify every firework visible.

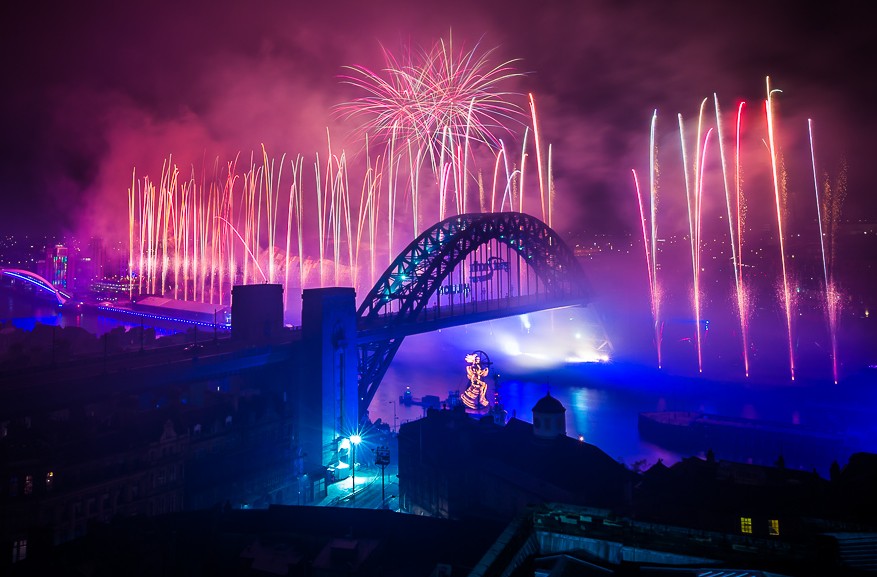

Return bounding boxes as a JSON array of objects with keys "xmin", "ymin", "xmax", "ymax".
[
  {"xmin": 336, "ymin": 35, "xmax": 526, "ymax": 154},
  {"xmin": 810, "ymin": 121, "xmax": 846, "ymax": 384},
  {"xmin": 765, "ymin": 76, "xmax": 796, "ymax": 381}
]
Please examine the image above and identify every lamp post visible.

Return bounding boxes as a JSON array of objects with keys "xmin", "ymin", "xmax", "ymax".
[
  {"xmin": 349, "ymin": 434, "xmax": 361, "ymax": 503},
  {"xmin": 375, "ymin": 446, "xmax": 390, "ymax": 508}
]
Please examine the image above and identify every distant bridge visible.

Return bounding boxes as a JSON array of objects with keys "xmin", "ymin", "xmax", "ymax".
[
  {"xmin": 355, "ymin": 212, "xmax": 595, "ymax": 414},
  {"xmin": 0, "ymin": 268, "xmax": 71, "ymax": 305}
]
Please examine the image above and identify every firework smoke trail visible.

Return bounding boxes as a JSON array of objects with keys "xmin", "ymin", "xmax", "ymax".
[
  {"xmin": 136, "ymin": 178, "xmax": 145, "ymax": 295},
  {"xmin": 548, "ymin": 143, "xmax": 554, "ymax": 229},
  {"xmin": 314, "ymin": 152, "xmax": 325, "ymax": 286},
  {"xmin": 408, "ymin": 140, "xmax": 422, "ymax": 239},
  {"xmin": 520, "ymin": 127, "xmax": 529, "ymax": 213},
  {"xmin": 735, "ymin": 101, "xmax": 751, "ymax": 377},
  {"xmin": 490, "ymin": 144, "xmax": 504, "ymax": 212},
  {"xmin": 285, "ymin": 154, "xmax": 305, "ymax": 310},
  {"xmin": 156, "ymin": 167, "xmax": 166, "ymax": 296},
  {"xmin": 644, "ymin": 110, "xmax": 662, "ymax": 368},
  {"xmin": 714, "ymin": 94, "xmax": 749, "ymax": 378},
  {"xmin": 387, "ymin": 126, "xmax": 398, "ymax": 268},
  {"xmin": 497, "ymin": 140, "xmax": 520, "ymax": 213},
  {"xmin": 215, "ymin": 216, "xmax": 265, "ymax": 282},
  {"xmin": 261, "ymin": 144, "xmax": 285, "ymax": 285},
  {"xmin": 765, "ymin": 76, "xmax": 796, "ymax": 381},
  {"xmin": 144, "ymin": 163, "xmax": 158, "ymax": 295},
  {"xmin": 172, "ymin": 176, "xmax": 188, "ymax": 301},
  {"xmin": 438, "ymin": 127, "xmax": 449, "ymax": 220},
  {"xmin": 809, "ymin": 120, "xmax": 843, "ymax": 384},
  {"xmin": 826, "ymin": 162, "xmax": 847, "ymax": 382},
  {"xmin": 221, "ymin": 156, "xmax": 240, "ymax": 305},
  {"xmin": 529, "ymin": 93, "xmax": 547, "ymax": 223},
  {"xmin": 678, "ymin": 101, "xmax": 707, "ymax": 373},
  {"xmin": 683, "ymin": 101, "xmax": 708, "ymax": 374},
  {"xmin": 462, "ymin": 98, "xmax": 474, "ymax": 214},
  {"xmin": 162, "ymin": 162, "xmax": 180, "ymax": 298},
  {"xmin": 240, "ymin": 159, "xmax": 254, "ymax": 286},
  {"xmin": 179, "ymin": 174, "xmax": 190, "ymax": 301},
  {"xmin": 128, "ymin": 169, "xmax": 136, "ymax": 300},
  {"xmin": 632, "ymin": 168, "xmax": 661, "ymax": 368},
  {"xmin": 201, "ymin": 174, "xmax": 217, "ymax": 302},
  {"xmin": 330, "ymin": 151, "xmax": 354, "ymax": 287},
  {"xmin": 355, "ymin": 134, "xmax": 382, "ymax": 290}
]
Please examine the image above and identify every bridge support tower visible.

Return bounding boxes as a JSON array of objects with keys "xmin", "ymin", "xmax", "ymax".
[{"xmin": 300, "ymin": 288, "xmax": 360, "ymax": 467}]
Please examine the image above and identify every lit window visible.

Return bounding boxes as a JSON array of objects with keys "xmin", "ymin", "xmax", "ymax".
[
  {"xmin": 12, "ymin": 539, "xmax": 27, "ymax": 563},
  {"xmin": 769, "ymin": 519, "xmax": 780, "ymax": 536},
  {"xmin": 740, "ymin": 517, "xmax": 753, "ymax": 534}
]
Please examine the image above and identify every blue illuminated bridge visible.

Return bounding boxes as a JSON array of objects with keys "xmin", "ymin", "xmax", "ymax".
[
  {"xmin": 0, "ymin": 268, "xmax": 71, "ymax": 305},
  {"xmin": 353, "ymin": 211, "xmax": 601, "ymax": 414}
]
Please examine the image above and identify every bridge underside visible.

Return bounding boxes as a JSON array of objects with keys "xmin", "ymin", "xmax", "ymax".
[
  {"xmin": 356, "ymin": 296, "xmax": 590, "ymax": 416},
  {"xmin": 357, "ymin": 295, "xmax": 586, "ymax": 343}
]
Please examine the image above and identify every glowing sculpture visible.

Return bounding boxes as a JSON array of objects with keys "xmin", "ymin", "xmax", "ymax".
[{"xmin": 461, "ymin": 351, "xmax": 491, "ymax": 410}]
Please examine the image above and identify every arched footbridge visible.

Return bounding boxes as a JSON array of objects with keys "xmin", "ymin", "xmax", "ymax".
[{"xmin": 0, "ymin": 268, "xmax": 71, "ymax": 305}]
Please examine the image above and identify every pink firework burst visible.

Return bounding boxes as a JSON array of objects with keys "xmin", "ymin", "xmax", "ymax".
[{"xmin": 336, "ymin": 35, "xmax": 526, "ymax": 151}]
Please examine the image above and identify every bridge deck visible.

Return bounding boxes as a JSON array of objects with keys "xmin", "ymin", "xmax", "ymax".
[{"xmin": 356, "ymin": 293, "xmax": 586, "ymax": 343}]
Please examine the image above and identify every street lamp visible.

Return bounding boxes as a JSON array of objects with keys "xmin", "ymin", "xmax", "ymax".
[
  {"xmin": 375, "ymin": 445, "xmax": 391, "ymax": 508},
  {"xmin": 349, "ymin": 434, "xmax": 362, "ymax": 502}
]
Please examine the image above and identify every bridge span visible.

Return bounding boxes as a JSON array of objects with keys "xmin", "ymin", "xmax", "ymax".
[
  {"xmin": 0, "ymin": 268, "xmax": 71, "ymax": 305},
  {"xmin": 351, "ymin": 211, "xmax": 594, "ymax": 417},
  {"xmin": 356, "ymin": 292, "xmax": 586, "ymax": 343}
]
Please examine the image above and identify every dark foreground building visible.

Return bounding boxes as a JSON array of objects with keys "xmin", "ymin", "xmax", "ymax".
[
  {"xmin": 397, "ymin": 395, "xmax": 877, "ymax": 575},
  {"xmin": 8, "ymin": 505, "xmax": 506, "ymax": 577},
  {"xmin": 1, "ymin": 285, "xmax": 347, "ymax": 569},
  {"xmin": 398, "ymin": 394, "xmax": 635, "ymax": 520}
]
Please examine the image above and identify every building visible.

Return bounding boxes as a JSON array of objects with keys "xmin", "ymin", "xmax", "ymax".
[
  {"xmin": 397, "ymin": 394, "xmax": 635, "ymax": 520},
  {"xmin": 8, "ymin": 505, "xmax": 507, "ymax": 576},
  {"xmin": 0, "ymin": 285, "xmax": 342, "ymax": 569},
  {"xmin": 469, "ymin": 503, "xmax": 858, "ymax": 576}
]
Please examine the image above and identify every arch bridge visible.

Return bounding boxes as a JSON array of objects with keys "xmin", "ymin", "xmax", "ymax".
[
  {"xmin": 354, "ymin": 211, "xmax": 596, "ymax": 415},
  {"xmin": 0, "ymin": 268, "xmax": 71, "ymax": 305}
]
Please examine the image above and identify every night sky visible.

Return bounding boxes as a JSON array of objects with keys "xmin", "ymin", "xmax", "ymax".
[{"xmin": 1, "ymin": 0, "xmax": 875, "ymax": 240}]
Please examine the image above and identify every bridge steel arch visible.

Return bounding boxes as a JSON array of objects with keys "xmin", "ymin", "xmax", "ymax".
[
  {"xmin": 0, "ymin": 268, "xmax": 71, "ymax": 305},
  {"xmin": 356, "ymin": 211, "xmax": 591, "ymax": 415}
]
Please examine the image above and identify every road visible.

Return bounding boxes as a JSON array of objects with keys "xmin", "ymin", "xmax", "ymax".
[{"xmin": 318, "ymin": 434, "xmax": 401, "ymax": 511}]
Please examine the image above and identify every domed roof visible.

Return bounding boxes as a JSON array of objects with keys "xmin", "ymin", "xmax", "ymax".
[{"xmin": 532, "ymin": 392, "xmax": 565, "ymax": 414}]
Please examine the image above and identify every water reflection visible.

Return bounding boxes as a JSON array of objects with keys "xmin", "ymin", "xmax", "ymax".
[{"xmin": 371, "ymin": 313, "xmax": 877, "ymax": 477}]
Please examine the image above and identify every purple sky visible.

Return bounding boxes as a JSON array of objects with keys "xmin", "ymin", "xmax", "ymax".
[{"xmin": 2, "ymin": 0, "xmax": 874, "ymax": 240}]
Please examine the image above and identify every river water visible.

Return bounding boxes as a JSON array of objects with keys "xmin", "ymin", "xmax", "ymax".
[
  {"xmin": 367, "ymin": 311, "xmax": 877, "ymax": 476},
  {"xmin": 3, "ymin": 290, "xmax": 875, "ymax": 476}
]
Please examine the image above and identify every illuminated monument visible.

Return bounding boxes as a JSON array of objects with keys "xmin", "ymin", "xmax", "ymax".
[{"xmin": 460, "ymin": 350, "xmax": 492, "ymax": 410}]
